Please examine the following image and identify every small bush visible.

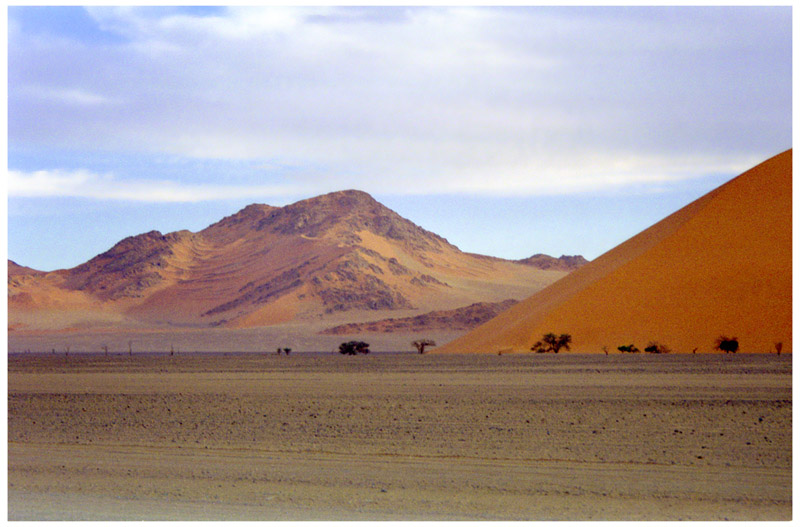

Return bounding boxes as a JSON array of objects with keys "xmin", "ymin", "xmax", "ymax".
[
  {"xmin": 618, "ymin": 344, "xmax": 640, "ymax": 353},
  {"xmin": 714, "ymin": 336, "xmax": 739, "ymax": 354},
  {"xmin": 339, "ymin": 341, "xmax": 370, "ymax": 355},
  {"xmin": 644, "ymin": 341, "xmax": 670, "ymax": 354}
]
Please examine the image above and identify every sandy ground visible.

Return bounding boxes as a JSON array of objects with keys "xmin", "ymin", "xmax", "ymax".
[{"xmin": 8, "ymin": 352, "xmax": 791, "ymax": 520}]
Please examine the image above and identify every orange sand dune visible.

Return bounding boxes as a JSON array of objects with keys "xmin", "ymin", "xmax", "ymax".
[{"xmin": 438, "ymin": 150, "xmax": 792, "ymax": 354}]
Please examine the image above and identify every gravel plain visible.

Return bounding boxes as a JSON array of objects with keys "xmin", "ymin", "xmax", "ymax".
[{"xmin": 8, "ymin": 352, "xmax": 792, "ymax": 520}]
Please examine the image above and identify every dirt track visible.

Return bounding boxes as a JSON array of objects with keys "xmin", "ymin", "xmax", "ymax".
[{"xmin": 8, "ymin": 353, "xmax": 792, "ymax": 520}]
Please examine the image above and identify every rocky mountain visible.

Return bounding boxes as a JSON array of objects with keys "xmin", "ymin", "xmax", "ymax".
[
  {"xmin": 437, "ymin": 150, "xmax": 792, "ymax": 354},
  {"xmin": 9, "ymin": 190, "xmax": 576, "ymax": 332},
  {"xmin": 517, "ymin": 254, "xmax": 588, "ymax": 271},
  {"xmin": 9, "ymin": 260, "xmax": 45, "ymax": 277},
  {"xmin": 321, "ymin": 299, "xmax": 519, "ymax": 334}
]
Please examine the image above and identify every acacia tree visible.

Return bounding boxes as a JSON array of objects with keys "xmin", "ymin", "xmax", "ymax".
[
  {"xmin": 715, "ymin": 336, "xmax": 739, "ymax": 354},
  {"xmin": 618, "ymin": 344, "xmax": 640, "ymax": 353},
  {"xmin": 531, "ymin": 333, "xmax": 572, "ymax": 353},
  {"xmin": 412, "ymin": 339, "xmax": 437, "ymax": 354}
]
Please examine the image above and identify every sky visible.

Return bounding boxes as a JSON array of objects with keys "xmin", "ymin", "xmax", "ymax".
[{"xmin": 7, "ymin": 6, "xmax": 793, "ymax": 271}]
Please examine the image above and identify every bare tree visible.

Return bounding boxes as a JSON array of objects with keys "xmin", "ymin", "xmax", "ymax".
[{"xmin": 412, "ymin": 339, "xmax": 437, "ymax": 354}]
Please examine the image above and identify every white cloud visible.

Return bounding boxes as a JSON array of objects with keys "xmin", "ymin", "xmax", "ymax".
[
  {"xmin": 23, "ymin": 86, "xmax": 120, "ymax": 106},
  {"xmin": 8, "ymin": 6, "xmax": 792, "ymax": 198},
  {"xmin": 8, "ymin": 169, "xmax": 310, "ymax": 202}
]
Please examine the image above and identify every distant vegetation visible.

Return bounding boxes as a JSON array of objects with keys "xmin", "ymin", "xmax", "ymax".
[
  {"xmin": 617, "ymin": 344, "xmax": 640, "ymax": 353},
  {"xmin": 339, "ymin": 341, "xmax": 370, "ymax": 355},
  {"xmin": 715, "ymin": 336, "xmax": 739, "ymax": 354},
  {"xmin": 531, "ymin": 333, "xmax": 572, "ymax": 354},
  {"xmin": 412, "ymin": 339, "xmax": 436, "ymax": 354},
  {"xmin": 275, "ymin": 347, "xmax": 292, "ymax": 355},
  {"xmin": 644, "ymin": 341, "xmax": 670, "ymax": 354}
]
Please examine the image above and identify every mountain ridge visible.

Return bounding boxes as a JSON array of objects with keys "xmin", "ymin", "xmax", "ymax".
[{"xmin": 9, "ymin": 189, "xmax": 579, "ymax": 332}]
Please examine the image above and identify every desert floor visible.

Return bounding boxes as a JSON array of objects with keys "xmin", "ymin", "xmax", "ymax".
[{"xmin": 8, "ymin": 352, "xmax": 791, "ymax": 520}]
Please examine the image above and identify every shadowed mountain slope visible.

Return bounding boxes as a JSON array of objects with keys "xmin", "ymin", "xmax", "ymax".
[
  {"xmin": 321, "ymin": 299, "xmax": 519, "ymax": 334},
  {"xmin": 437, "ymin": 150, "xmax": 792, "ymax": 354}
]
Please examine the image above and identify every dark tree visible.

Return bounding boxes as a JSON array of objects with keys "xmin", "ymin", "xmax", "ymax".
[
  {"xmin": 531, "ymin": 333, "xmax": 572, "ymax": 353},
  {"xmin": 617, "ymin": 344, "xmax": 640, "ymax": 353},
  {"xmin": 644, "ymin": 341, "xmax": 670, "ymax": 354},
  {"xmin": 714, "ymin": 336, "xmax": 739, "ymax": 354},
  {"xmin": 283, "ymin": 348, "xmax": 292, "ymax": 355},
  {"xmin": 339, "ymin": 341, "xmax": 370, "ymax": 355},
  {"xmin": 412, "ymin": 339, "xmax": 437, "ymax": 354}
]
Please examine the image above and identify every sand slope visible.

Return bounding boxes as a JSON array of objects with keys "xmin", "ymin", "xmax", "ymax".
[{"xmin": 438, "ymin": 150, "xmax": 792, "ymax": 354}]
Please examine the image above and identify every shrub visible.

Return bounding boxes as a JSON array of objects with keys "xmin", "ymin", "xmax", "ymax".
[
  {"xmin": 714, "ymin": 336, "xmax": 739, "ymax": 354},
  {"xmin": 618, "ymin": 344, "xmax": 640, "ymax": 353},
  {"xmin": 339, "ymin": 341, "xmax": 370, "ymax": 355},
  {"xmin": 644, "ymin": 341, "xmax": 670, "ymax": 354}
]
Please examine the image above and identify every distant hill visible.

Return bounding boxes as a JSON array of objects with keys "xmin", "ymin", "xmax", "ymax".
[
  {"xmin": 321, "ymin": 299, "xmax": 518, "ymax": 334},
  {"xmin": 9, "ymin": 190, "xmax": 574, "ymax": 332},
  {"xmin": 437, "ymin": 150, "xmax": 792, "ymax": 354},
  {"xmin": 517, "ymin": 254, "xmax": 588, "ymax": 271}
]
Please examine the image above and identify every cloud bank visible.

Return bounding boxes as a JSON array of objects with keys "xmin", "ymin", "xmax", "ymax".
[
  {"xmin": 8, "ymin": 6, "xmax": 792, "ymax": 198},
  {"xmin": 8, "ymin": 169, "xmax": 309, "ymax": 202}
]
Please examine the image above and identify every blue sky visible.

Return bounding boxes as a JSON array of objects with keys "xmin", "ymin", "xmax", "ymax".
[{"xmin": 7, "ymin": 6, "xmax": 792, "ymax": 271}]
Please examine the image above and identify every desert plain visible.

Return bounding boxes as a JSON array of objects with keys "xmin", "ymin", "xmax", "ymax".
[{"xmin": 7, "ymin": 350, "xmax": 791, "ymax": 520}]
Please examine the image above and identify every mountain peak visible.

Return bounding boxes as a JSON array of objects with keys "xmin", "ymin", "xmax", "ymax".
[{"xmin": 221, "ymin": 189, "xmax": 453, "ymax": 252}]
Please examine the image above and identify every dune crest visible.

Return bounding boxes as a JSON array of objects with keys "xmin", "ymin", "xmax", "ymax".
[{"xmin": 437, "ymin": 150, "xmax": 792, "ymax": 354}]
